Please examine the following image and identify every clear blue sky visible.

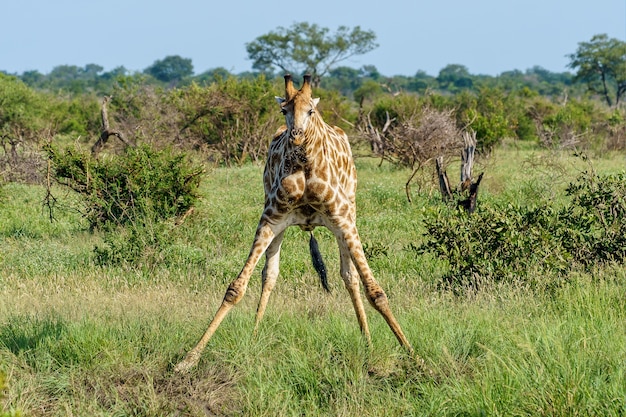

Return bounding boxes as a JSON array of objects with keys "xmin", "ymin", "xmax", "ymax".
[{"xmin": 2, "ymin": 0, "xmax": 625, "ymax": 77}]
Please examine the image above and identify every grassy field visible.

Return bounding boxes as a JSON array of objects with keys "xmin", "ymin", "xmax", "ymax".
[{"xmin": 1, "ymin": 144, "xmax": 625, "ymax": 416}]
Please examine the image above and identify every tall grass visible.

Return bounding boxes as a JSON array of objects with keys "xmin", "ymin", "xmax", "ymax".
[{"xmin": 1, "ymin": 147, "xmax": 625, "ymax": 416}]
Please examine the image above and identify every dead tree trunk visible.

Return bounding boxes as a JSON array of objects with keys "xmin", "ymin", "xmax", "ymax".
[
  {"xmin": 458, "ymin": 172, "xmax": 484, "ymax": 214},
  {"xmin": 356, "ymin": 97, "xmax": 395, "ymax": 166},
  {"xmin": 436, "ymin": 129, "xmax": 484, "ymax": 213},
  {"xmin": 436, "ymin": 156, "xmax": 452, "ymax": 201},
  {"xmin": 457, "ymin": 130, "xmax": 483, "ymax": 213},
  {"xmin": 91, "ymin": 96, "xmax": 134, "ymax": 157},
  {"xmin": 460, "ymin": 130, "xmax": 476, "ymax": 184}
]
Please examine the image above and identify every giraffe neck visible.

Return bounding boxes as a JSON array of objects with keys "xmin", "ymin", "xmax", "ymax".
[{"xmin": 299, "ymin": 113, "xmax": 330, "ymax": 162}]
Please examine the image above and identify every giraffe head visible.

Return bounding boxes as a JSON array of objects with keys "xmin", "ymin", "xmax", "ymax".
[{"xmin": 275, "ymin": 74, "xmax": 320, "ymax": 146}]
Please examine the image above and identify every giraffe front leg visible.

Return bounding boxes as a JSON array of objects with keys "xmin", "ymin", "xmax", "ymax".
[
  {"xmin": 174, "ymin": 221, "xmax": 281, "ymax": 373},
  {"xmin": 253, "ymin": 230, "xmax": 285, "ymax": 333}
]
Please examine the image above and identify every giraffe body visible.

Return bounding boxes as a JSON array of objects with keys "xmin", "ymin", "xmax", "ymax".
[{"xmin": 174, "ymin": 75, "xmax": 413, "ymax": 372}]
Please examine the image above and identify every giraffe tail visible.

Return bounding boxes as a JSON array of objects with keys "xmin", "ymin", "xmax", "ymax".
[{"xmin": 309, "ymin": 232, "xmax": 329, "ymax": 292}]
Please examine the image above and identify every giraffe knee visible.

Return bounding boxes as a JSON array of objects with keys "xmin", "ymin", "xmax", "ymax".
[
  {"xmin": 365, "ymin": 289, "xmax": 390, "ymax": 312},
  {"xmin": 223, "ymin": 282, "xmax": 246, "ymax": 305}
]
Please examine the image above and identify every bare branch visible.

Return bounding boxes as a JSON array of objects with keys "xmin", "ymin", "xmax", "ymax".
[
  {"xmin": 460, "ymin": 130, "xmax": 477, "ymax": 183},
  {"xmin": 91, "ymin": 96, "xmax": 135, "ymax": 157},
  {"xmin": 436, "ymin": 156, "xmax": 453, "ymax": 201}
]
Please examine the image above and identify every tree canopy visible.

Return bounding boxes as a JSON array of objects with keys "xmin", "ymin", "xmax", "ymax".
[
  {"xmin": 245, "ymin": 22, "xmax": 378, "ymax": 86},
  {"xmin": 437, "ymin": 64, "xmax": 473, "ymax": 91},
  {"xmin": 568, "ymin": 34, "xmax": 626, "ymax": 107},
  {"xmin": 144, "ymin": 55, "xmax": 194, "ymax": 84}
]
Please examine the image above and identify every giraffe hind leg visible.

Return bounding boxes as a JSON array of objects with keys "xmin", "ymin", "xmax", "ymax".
[
  {"xmin": 344, "ymin": 228, "xmax": 415, "ymax": 354},
  {"xmin": 336, "ymin": 232, "xmax": 372, "ymax": 345}
]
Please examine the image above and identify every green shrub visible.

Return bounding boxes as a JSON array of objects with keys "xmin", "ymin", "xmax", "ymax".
[
  {"xmin": 46, "ymin": 143, "xmax": 203, "ymax": 265},
  {"xmin": 162, "ymin": 76, "xmax": 281, "ymax": 165},
  {"xmin": 418, "ymin": 170, "xmax": 626, "ymax": 290},
  {"xmin": 417, "ymin": 202, "xmax": 572, "ymax": 289},
  {"xmin": 46, "ymin": 144, "xmax": 202, "ymax": 230},
  {"xmin": 565, "ymin": 170, "xmax": 626, "ymax": 262},
  {"xmin": 53, "ymin": 96, "xmax": 101, "ymax": 138},
  {"xmin": 0, "ymin": 73, "xmax": 52, "ymax": 182},
  {"xmin": 93, "ymin": 219, "xmax": 172, "ymax": 266},
  {"xmin": 370, "ymin": 94, "xmax": 422, "ymax": 128}
]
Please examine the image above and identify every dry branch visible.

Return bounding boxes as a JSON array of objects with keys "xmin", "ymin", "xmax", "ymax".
[
  {"xmin": 458, "ymin": 172, "xmax": 484, "ymax": 213},
  {"xmin": 436, "ymin": 156, "xmax": 452, "ymax": 201},
  {"xmin": 460, "ymin": 130, "xmax": 477, "ymax": 183},
  {"xmin": 91, "ymin": 96, "xmax": 135, "ymax": 157},
  {"xmin": 436, "ymin": 129, "xmax": 484, "ymax": 213}
]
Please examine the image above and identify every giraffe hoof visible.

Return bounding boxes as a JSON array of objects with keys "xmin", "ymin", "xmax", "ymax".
[
  {"xmin": 173, "ymin": 351, "xmax": 200, "ymax": 373},
  {"xmin": 173, "ymin": 361, "xmax": 192, "ymax": 373},
  {"xmin": 413, "ymin": 355, "xmax": 438, "ymax": 379}
]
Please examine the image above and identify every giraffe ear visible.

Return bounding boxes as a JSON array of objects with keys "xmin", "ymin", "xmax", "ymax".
[
  {"xmin": 275, "ymin": 96, "xmax": 286, "ymax": 105},
  {"xmin": 312, "ymin": 97, "xmax": 320, "ymax": 107}
]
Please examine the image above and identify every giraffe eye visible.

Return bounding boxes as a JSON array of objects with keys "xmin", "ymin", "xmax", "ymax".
[
  {"xmin": 308, "ymin": 109, "xmax": 315, "ymax": 116},
  {"xmin": 280, "ymin": 108, "xmax": 287, "ymax": 115}
]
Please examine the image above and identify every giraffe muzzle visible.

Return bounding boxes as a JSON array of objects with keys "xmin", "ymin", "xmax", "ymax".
[{"xmin": 290, "ymin": 127, "xmax": 304, "ymax": 145}]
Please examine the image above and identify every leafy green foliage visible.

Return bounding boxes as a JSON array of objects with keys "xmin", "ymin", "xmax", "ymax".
[
  {"xmin": 418, "ymin": 170, "xmax": 626, "ymax": 289},
  {"xmin": 565, "ymin": 170, "xmax": 626, "ymax": 262},
  {"xmin": 0, "ymin": 74, "xmax": 47, "ymax": 136},
  {"xmin": 418, "ymin": 202, "xmax": 572, "ymax": 288},
  {"xmin": 46, "ymin": 144, "xmax": 202, "ymax": 230},
  {"xmin": 20, "ymin": 64, "xmax": 125, "ymax": 95},
  {"xmin": 100, "ymin": 75, "xmax": 282, "ymax": 166},
  {"xmin": 46, "ymin": 144, "xmax": 203, "ymax": 265},
  {"xmin": 453, "ymin": 87, "xmax": 518, "ymax": 152},
  {"xmin": 164, "ymin": 76, "xmax": 281, "ymax": 165},
  {"xmin": 143, "ymin": 55, "xmax": 194, "ymax": 85},
  {"xmin": 437, "ymin": 64, "xmax": 473, "ymax": 91},
  {"xmin": 568, "ymin": 34, "xmax": 626, "ymax": 107},
  {"xmin": 0, "ymin": 73, "xmax": 50, "ymax": 181},
  {"xmin": 53, "ymin": 96, "xmax": 101, "ymax": 138},
  {"xmin": 246, "ymin": 22, "xmax": 378, "ymax": 84}
]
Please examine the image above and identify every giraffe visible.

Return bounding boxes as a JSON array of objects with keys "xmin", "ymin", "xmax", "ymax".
[{"xmin": 174, "ymin": 74, "xmax": 414, "ymax": 372}]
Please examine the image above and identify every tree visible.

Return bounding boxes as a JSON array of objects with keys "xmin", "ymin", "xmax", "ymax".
[
  {"xmin": 194, "ymin": 67, "xmax": 232, "ymax": 85},
  {"xmin": 568, "ymin": 34, "xmax": 626, "ymax": 107},
  {"xmin": 246, "ymin": 22, "xmax": 378, "ymax": 86},
  {"xmin": 437, "ymin": 64, "xmax": 473, "ymax": 91},
  {"xmin": 0, "ymin": 74, "xmax": 49, "ymax": 181},
  {"xmin": 144, "ymin": 55, "xmax": 194, "ymax": 85},
  {"xmin": 20, "ymin": 70, "xmax": 45, "ymax": 87}
]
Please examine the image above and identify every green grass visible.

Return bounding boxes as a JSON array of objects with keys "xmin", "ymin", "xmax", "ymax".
[{"xmin": 1, "ymin": 147, "xmax": 626, "ymax": 416}]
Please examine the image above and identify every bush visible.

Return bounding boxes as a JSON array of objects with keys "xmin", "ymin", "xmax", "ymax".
[
  {"xmin": 47, "ymin": 143, "xmax": 204, "ymax": 265},
  {"xmin": 417, "ymin": 202, "xmax": 572, "ymax": 289},
  {"xmin": 106, "ymin": 75, "xmax": 282, "ymax": 166},
  {"xmin": 454, "ymin": 88, "xmax": 518, "ymax": 152},
  {"xmin": 46, "ymin": 143, "xmax": 203, "ymax": 230},
  {"xmin": 565, "ymin": 170, "xmax": 626, "ymax": 262},
  {"xmin": 417, "ymin": 169, "xmax": 626, "ymax": 290},
  {"xmin": 165, "ymin": 77, "xmax": 281, "ymax": 165},
  {"xmin": 0, "ymin": 74, "xmax": 51, "ymax": 182}
]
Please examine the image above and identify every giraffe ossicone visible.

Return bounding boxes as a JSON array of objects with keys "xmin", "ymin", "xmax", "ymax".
[{"xmin": 174, "ymin": 74, "xmax": 414, "ymax": 373}]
